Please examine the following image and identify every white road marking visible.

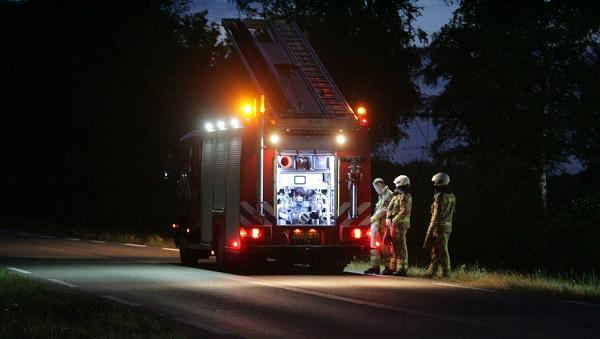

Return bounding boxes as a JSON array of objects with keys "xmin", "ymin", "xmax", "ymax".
[
  {"xmin": 64, "ymin": 237, "xmax": 80, "ymax": 241},
  {"xmin": 162, "ymin": 247, "xmax": 179, "ymax": 252},
  {"xmin": 563, "ymin": 300, "xmax": 600, "ymax": 308},
  {"xmin": 48, "ymin": 279, "xmax": 79, "ymax": 288},
  {"xmin": 175, "ymin": 318, "xmax": 230, "ymax": 335},
  {"xmin": 433, "ymin": 282, "xmax": 497, "ymax": 293},
  {"xmin": 90, "ymin": 240, "xmax": 106, "ymax": 244},
  {"xmin": 101, "ymin": 295, "xmax": 142, "ymax": 307},
  {"xmin": 39, "ymin": 235, "xmax": 55, "ymax": 239},
  {"xmin": 7, "ymin": 267, "xmax": 31, "ymax": 274},
  {"xmin": 122, "ymin": 243, "xmax": 147, "ymax": 248},
  {"xmin": 17, "ymin": 232, "xmax": 31, "ymax": 236},
  {"xmin": 225, "ymin": 275, "xmax": 488, "ymax": 327}
]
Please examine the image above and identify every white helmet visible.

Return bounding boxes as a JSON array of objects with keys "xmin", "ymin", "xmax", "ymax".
[
  {"xmin": 394, "ymin": 175, "xmax": 410, "ymax": 187},
  {"xmin": 431, "ymin": 172, "xmax": 450, "ymax": 186},
  {"xmin": 372, "ymin": 178, "xmax": 385, "ymax": 188}
]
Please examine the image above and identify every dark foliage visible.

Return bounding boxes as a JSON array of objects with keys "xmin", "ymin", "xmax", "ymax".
[
  {"xmin": 2, "ymin": 0, "xmax": 225, "ymax": 232},
  {"xmin": 234, "ymin": 0, "xmax": 426, "ymax": 152},
  {"xmin": 420, "ymin": 0, "xmax": 599, "ymax": 272}
]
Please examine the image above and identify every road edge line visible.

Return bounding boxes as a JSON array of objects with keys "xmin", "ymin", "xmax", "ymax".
[
  {"xmin": 47, "ymin": 278, "xmax": 79, "ymax": 288},
  {"xmin": 122, "ymin": 243, "xmax": 147, "ymax": 248},
  {"xmin": 433, "ymin": 282, "xmax": 497, "ymax": 293},
  {"xmin": 7, "ymin": 267, "xmax": 31, "ymax": 274}
]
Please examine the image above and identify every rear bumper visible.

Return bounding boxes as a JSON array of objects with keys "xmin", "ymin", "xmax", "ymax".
[{"xmin": 227, "ymin": 243, "xmax": 369, "ymax": 260}]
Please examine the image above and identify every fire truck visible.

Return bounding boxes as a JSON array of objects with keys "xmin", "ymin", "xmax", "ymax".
[{"xmin": 170, "ymin": 19, "xmax": 372, "ymax": 272}]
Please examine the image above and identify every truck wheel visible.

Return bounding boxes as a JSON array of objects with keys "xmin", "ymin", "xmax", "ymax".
[
  {"xmin": 215, "ymin": 242, "xmax": 238, "ymax": 271},
  {"xmin": 179, "ymin": 233, "xmax": 198, "ymax": 266}
]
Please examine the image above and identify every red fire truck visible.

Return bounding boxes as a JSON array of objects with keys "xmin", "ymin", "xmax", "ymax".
[{"xmin": 170, "ymin": 19, "xmax": 372, "ymax": 272}]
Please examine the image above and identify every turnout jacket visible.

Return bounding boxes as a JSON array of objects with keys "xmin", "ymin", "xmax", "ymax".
[
  {"xmin": 370, "ymin": 186, "xmax": 393, "ymax": 224},
  {"xmin": 428, "ymin": 191, "xmax": 456, "ymax": 233},
  {"xmin": 387, "ymin": 190, "xmax": 412, "ymax": 229}
]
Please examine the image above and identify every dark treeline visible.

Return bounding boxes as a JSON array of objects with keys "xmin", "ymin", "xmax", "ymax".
[
  {"xmin": 2, "ymin": 0, "xmax": 599, "ymax": 273},
  {"xmin": 2, "ymin": 0, "xmax": 232, "ymax": 231}
]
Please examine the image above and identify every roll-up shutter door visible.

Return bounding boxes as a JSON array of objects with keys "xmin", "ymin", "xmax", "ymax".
[
  {"xmin": 201, "ymin": 137, "xmax": 215, "ymax": 242},
  {"xmin": 213, "ymin": 135, "xmax": 228, "ymax": 210},
  {"xmin": 226, "ymin": 131, "xmax": 242, "ymax": 240}
]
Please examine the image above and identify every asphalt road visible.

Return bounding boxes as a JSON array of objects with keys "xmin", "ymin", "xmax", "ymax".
[{"xmin": 1, "ymin": 230, "xmax": 599, "ymax": 338}]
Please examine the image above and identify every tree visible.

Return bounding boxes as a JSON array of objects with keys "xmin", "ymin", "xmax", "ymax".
[
  {"xmin": 233, "ymin": 0, "xmax": 426, "ymax": 153},
  {"xmin": 423, "ymin": 0, "xmax": 599, "ymax": 268},
  {"xmin": 2, "ymin": 1, "xmax": 226, "ymax": 230}
]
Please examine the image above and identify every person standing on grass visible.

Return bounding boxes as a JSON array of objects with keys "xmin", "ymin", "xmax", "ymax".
[
  {"xmin": 364, "ymin": 178, "xmax": 393, "ymax": 274},
  {"xmin": 385, "ymin": 175, "xmax": 412, "ymax": 276},
  {"xmin": 423, "ymin": 172, "xmax": 456, "ymax": 278}
]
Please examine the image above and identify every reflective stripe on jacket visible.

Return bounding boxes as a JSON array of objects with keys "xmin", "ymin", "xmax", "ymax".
[{"xmin": 388, "ymin": 191, "xmax": 412, "ymax": 229}]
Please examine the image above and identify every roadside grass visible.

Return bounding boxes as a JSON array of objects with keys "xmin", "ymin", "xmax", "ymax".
[
  {"xmin": 0, "ymin": 220, "xmax": 175, "ymax": 248},
  {"xmin": 0, "ymin": 268, "xmax": 189, "ymax": 339},
  {"xmin": 347, "ymin": 260, "xmax": 600, "ymax": 303}
]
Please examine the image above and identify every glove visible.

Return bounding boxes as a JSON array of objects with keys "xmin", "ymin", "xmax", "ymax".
[{"xmin": 423, "ymin": 231, "xmax": 433, "ymax": 249}]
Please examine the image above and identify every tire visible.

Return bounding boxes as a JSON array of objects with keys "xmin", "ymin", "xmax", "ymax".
[
  {"xmin": 179, "ymin": 232, "xmax": 198, "ymax": 266},
  {"xmin": 214, "ymin": 230, "xmax": 234, "ymax": 271}
]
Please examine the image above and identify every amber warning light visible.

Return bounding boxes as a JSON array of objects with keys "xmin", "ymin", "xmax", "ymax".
[{"xmin": 356, "ymin": 106, "xmax": 368, "ymax": 126}]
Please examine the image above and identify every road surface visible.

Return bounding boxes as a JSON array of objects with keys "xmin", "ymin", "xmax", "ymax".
[{"xmin": 1, "ymin": 230, "xmax": 598, "ymax": 338}]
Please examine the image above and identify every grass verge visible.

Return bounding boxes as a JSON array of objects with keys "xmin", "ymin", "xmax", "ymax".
[
  {"xmin": 0, "ymin": 268, "xmax": 189, "ymax": 339},
  {"xmin": 0, "ymin": 220, "xmax": 175, "ymax": 248},
  {"xmin": 347, "ymin": 260, "xmax": 600, "ymax": 303}
]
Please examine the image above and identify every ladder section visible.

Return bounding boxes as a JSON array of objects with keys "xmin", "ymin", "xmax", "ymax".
[
  {"xmin": 222, "ymin": 19, "xmax": 292, "ymax": 116},
  {"xmin": 270, "ymin": 20, "xmax": 354, "ymax": 119}
]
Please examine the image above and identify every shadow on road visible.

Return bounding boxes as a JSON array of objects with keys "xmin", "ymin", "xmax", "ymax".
[{"xmin": 181, "ymin": 260, "xmax": 363, "ymax": 277}]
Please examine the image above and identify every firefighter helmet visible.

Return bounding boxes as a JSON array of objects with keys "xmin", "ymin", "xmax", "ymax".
[
  {"xmin": 431, "ymin": 172, "xmax": 450, "ymax": 186},
  {"xmin": 372, "ymin": 178, "xmax": 385, "ymax": 195},
  {"xmin": 372, "ymin": 178, "xmax": 384, "ymax": 186},
  {"xmin": 393, "ymin": 175, "xmax": 410, "ymax": 187}
]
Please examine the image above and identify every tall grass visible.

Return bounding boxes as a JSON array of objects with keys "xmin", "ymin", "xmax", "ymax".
[
  {"xmin": 0, "ymin": 220, "xmax": 175, "ymax": 247},
  {"xmin": 347, "ymin": 260, "xmax": 600, "ymax": 302}
]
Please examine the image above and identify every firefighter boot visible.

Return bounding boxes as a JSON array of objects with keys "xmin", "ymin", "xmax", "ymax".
[
  {"xmin": 424, "ymin": 263, "xmax": 437, "ymax": 279},
  {"xmin": 393, "ymin": 260, "xmax": 408, "ymax": 276},
  {"xmin": 364, "ymin": 249, "xmax": 381, "ymax": 274},
  {"xmin": 382, "ymin": 258, "xmax": 396, "ymax": 275}
]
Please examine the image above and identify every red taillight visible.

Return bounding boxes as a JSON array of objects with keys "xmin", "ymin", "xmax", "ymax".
[
  {"xmin": 359, "ymin": 117, "xmax": 368, "ymax": 126},
  {"xmin": 375, "ymin": 241, "xmax": 381, "ymax": 248},
  {"xmin": 240, "ymin": 227, "xmax": 263, "ymax": 239},
  {"xmin": 352, "ymin": 228, "xmax": 362, "ymax": 239},
  {"xmin": 366, "ymin": 230, "xmax": 372, "ymax": 237},
  {"xmin": 231, "ymin": 241, "xmax": 240, "ymax": 249}
]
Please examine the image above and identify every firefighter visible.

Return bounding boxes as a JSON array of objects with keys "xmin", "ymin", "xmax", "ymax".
[
  {"xmin": 385, "ymin": 175, "xmax": 412, "ymax": 276},
  {"xmin": 364, "ymin": 178, "xmax": 393, "ymax": 274},
  {"xmin": 423, "ymin": 172, "xmax": 456, "ymax": 278}
]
